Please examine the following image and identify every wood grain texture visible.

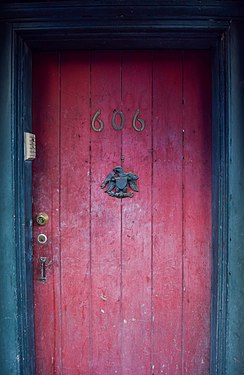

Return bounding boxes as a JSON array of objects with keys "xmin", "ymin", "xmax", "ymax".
[
  {"xmin": 182, "ymin": 51, "xmax": 212, "ymax": 375},
  {"xmin": 33, "ymin": 50, "xmax": 212, "ymax": 375},
  {"xmin": 121, "ymin": 51, "xmax": 152, "ymax": 374},
  {"xmin": 152, "ymin": 51, "xmax": 183, "ymax": 374},
  {"xmin": 60, "ymin": 52, "xmax": 91, "ymax": 374},
  {"xmin": 32, "ymin": 52, "xmax": 62, "ymax": 374},
  {"xmin": 90, "ymin": 51, "xmax": 122, "ymax": 375}
]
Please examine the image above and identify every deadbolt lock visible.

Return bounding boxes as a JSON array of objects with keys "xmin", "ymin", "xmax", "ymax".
[{"xmin": 36, "ymin": 212, "xmax": 49, "ymax": 226}]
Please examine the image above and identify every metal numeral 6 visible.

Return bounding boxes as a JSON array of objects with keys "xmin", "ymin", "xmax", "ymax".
[
  {"xmin": 91, "ymin": 110, "xmax": 104, "ymax": 132},
  {"xmin": 132, "ymin": 109, "xmax": 145, "ymax": 132}
]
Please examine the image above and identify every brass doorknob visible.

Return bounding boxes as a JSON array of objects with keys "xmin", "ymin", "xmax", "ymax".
[{"xmin": 36, "ymin": 212, "xmax": 49, "ymax": 226}]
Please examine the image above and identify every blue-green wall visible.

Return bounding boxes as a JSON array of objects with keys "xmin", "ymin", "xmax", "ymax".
[
  {"xmin": 0, "ymin": 23, "xmax": 20, "ymax": 374},
  {"xmin": 227, "ymin": 21, "xmax": 244, "ymax": 375}
]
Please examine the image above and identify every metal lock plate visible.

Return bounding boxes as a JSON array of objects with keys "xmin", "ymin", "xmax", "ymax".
[
  {"xmin": 36, "ymin": 212, "xmax": 49, "ymax": 226},
  {"xmin": 39, "ymin": 257, "xmax": 47, "ymax": 282}
]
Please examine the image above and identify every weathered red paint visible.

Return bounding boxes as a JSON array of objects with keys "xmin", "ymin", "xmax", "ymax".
[
  {"xmin": 32, "ymin": 50, "xmax": 212, "ymax": 374},
  {"xmin": 33, "ymin": 52, "xmax": 62, "ymax": 374},
  {"xmin": 90, "ymin": 51, "xmax": 122, "ymax": 374},
  {"xmin": 182, "ymin": 52, "xmax": 212, "ymax": 375},
  {"xmin": 60, "ymin": 52, "xmax": 91, "ymax": 374},
  {"xmin": 152, "ymin": 51, "xmax": 183, "ymax": 374},
  {"xmin": 121, "ymin": 51, "xmax": 152, "ymax": 374}
]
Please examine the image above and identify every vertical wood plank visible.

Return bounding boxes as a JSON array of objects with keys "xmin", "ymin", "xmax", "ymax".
[
  {"xmin": 60, "ymin": 51, "xmax": 91, "ymax": 374},
  {"xmin": 182, "ymin": 51, "xmax": 212, "ymax": 374},
  {"xmin": 32, "ymin": 52, "xmax": 62, "ymax": 374},
  {"xmin": 152, "ymin": 51, "xmax": 183, "ymax": 374},
  {"xmin": 90, "ymin": 51, "xmax": 122, "ymax": 375},
  {"xmin": 121, "ymin": 51, "xmax": 152, "ymax": 375}
]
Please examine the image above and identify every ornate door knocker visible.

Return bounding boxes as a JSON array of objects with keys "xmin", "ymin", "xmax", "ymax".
[{"xmin": 101, "ymin": 166, "xmax": 139, "ymax": 199}]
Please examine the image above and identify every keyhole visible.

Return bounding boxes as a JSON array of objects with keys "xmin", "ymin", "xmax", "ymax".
[{"xmin": 39, "ymin": 257, "xmax": 47, "ymax": 282}]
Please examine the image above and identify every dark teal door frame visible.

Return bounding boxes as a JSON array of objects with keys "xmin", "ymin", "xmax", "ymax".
[{"xmin": 0, "ymin": 2, "xmax": 244, "ymax": 374}]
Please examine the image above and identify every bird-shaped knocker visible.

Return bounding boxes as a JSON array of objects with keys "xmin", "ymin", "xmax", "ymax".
[{"xmin": 101, "ymin": 166, "xmax": 139, "ymax": 199}]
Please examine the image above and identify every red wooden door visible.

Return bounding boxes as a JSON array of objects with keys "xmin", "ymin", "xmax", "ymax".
[{"xmin": 32, "ymin": 50, "xmax": 212, "ymax": 375}]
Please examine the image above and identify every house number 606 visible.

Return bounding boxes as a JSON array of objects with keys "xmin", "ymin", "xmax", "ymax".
[{"xmin": 91, "ymin": 110, "xmax": 145, "ymax": 132}]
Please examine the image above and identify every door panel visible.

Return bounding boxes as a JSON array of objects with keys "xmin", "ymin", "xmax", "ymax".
[
  {"xmin": 33, "ymin": 52, "xmax": 62, "ymax": 374},
  {"xmin": 152, "ymin": 52, "xmax": 183, "ymax": 373},
  {"xmin": 182, "ymin": 53, "xmax": 212, "ymax": 374},
  {"xmin": 32, "ymin": 50, "xmax": 212, "ymax": 375},
  {"xmin": 60, "ymin": 52, "xmax": 91, "ymax": 373},
  {"xmin": 90, "ymin": 52, "xmax": 122, "ymax": 374}
]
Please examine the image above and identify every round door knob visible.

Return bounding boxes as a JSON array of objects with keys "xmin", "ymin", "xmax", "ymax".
[
  {"xmin": 36, "ymin": 212, "xmax": 49, "ymax": 226},
  {"xmin": 37, "ymin": 233, "xmax": 48, "ymax": 244}
]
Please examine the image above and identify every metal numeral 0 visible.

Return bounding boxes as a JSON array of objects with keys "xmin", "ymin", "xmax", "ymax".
[
  {"xmin": 91, "ymin": 110, "xmax": 104, "ymax": 132},
  {"xmin": 132, "ymin": 109, "xmax": 145, "ymax": 132},
  {"xmin": 112, "ymin": 110, "xmax": 125, "ymax": 130}
]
